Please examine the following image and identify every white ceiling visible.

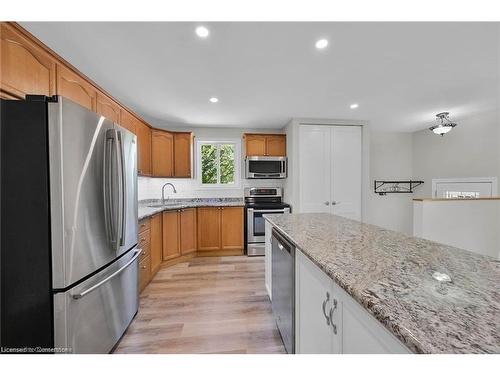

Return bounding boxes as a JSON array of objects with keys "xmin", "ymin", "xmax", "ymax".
[{"xmin": 21, "ymin": 22, "xmax": 499, "ymax": 131}]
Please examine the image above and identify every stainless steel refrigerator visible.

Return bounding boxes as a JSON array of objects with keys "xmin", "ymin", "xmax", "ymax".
[{"xmin": 1, "ymin": 95, "xmax": 140, "ymax": 353}]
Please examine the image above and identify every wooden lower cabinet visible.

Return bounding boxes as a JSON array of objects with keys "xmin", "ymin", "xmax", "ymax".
[
  {"xmin": 138, "ymin": 218, "xmax": 152, "ymax": 293},
  {"xmin": 139, "ymin": 206, "xmax": 243, "ymax": 290},
  {"xmin": 197, "ymin": 207, "xmax": 222, "ymax": 251},
  {"xmin": 180, "ymin": 208, "xmax": 197, "ymax": 254},
  {"xmin": 221, "ymin": 207, "xmax": 244, "ymax": 250},
  {"xmin": 150, "ymin": 213, "xmax": 163, "ymax": 275},
  {"xmin": 198, "ymin": 207, "xmax": 244, "ymax": 253},
  {"xmin": 138, "ymin": 228, "xmax": 151, "ymax": 260},
  {"xmin": 139, "ymin": 255, "xmax": 151, "ymax": 293},
  {"xmin": 162, "ymin": 210, "xmax": 180, "ymax": 260}
]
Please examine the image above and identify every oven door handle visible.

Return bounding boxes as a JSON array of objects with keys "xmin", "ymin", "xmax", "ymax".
[{"xmin": 249, "ymin": 208, "xmax": 288, "ymax": 213}]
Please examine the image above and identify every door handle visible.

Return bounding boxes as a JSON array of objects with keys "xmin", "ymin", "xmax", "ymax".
[
  {"xmin": 72, "ymin": 249, "xmax": 142, "ymax": 300},
  {"xmin": 321, "ymin": 292, "xmax": 331, "ymax": 326},
  {"xmin": 324, "ymin": 201, "xmax": 330, "ymax": 206},
  {"xmin": 331, "ymin": 201, "xmax": 340, "ymax": 206},
  {"xmin": 117, "ymin": 130, "xmax": 126, "ymax": 247},
  {"xmin": 328, "ymin": 298, "xmax": 338, "ymax": 334}
]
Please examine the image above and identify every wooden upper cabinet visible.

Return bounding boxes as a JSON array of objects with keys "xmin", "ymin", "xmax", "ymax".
[
  {"xmin": 96, "ymin": 92, "xmax": 120, "ymax": 123},
  {"xmin": 0, "ymin": 23, "xmax": 56, "ymax": 98},
  {"xmin": 174, "ymin": 132, "xmax": 192, "ymax": 178},
  {"xmin": 197, "ymin": 207, "xmax": 221, "ymax": 251},
  {"xmin": 221, "ymin": 207, "xmax": 244, "ymax": 250},
  {"xmin": 150, "ymin": 213, "xmax": 163, "ymax": 275},
  {"xmin": 245, "ymin": 134, "xmax": 267, "ymax": 156},
  {"xmin": 162, "ymin": 211, "xmax": 180, "ymax": 261},
  {"xmin": 266, "ymin": 135, "xmax": 287, "ymax": 156},
  {"xmin": 244, "ymin": 133, "xmax": 286, "ymax": 156},
  {"xmin": 136, "ymin": 120, "xmax": 152, "ymax": 176},
  {"xmin": 180, "ymin": 208, "xmax": 197, "ymax": 255},
  {"xmin": 119, "ymin": 109, "xmax": 137, "ymax": 134},
  {"xmin": 56, "ymin": 64, "xmax": 97, "ymax": 111},
  {"xmin": 151, "ymin": 129, "xmax": 174, "ymax": 177}
]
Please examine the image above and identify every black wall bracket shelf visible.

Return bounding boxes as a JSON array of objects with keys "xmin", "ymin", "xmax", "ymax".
[{"xmin": 374, "ymin": 180, "xmax": 424, "ymax": 196}]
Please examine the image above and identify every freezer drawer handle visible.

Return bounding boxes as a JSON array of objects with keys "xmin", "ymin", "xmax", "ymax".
[{"xmin": 71, "ymin": 249, "xmax": 142, "ymax": 300}]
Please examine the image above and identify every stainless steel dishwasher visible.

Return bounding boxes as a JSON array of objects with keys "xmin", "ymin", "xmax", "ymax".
[{"xmin": 271, "ymin": 228, "xmax": 295, "ymax": 354}]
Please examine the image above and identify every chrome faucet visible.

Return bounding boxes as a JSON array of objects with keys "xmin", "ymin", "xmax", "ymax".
[{"xmin": 161, "ymin": 182, "xmax": 177, "ymax": 204}]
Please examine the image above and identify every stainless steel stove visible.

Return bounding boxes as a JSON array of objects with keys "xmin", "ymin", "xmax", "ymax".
[{"xmin": 244, "ymin": 187, "xmax": 290, "ymax": 256}]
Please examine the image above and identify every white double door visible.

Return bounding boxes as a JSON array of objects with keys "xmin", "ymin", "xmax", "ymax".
[{"xmin": 298, "ymin": 125, "xmax": 362, "ymax": 220}]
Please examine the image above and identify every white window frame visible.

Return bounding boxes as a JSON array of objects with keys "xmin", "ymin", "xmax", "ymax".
[
  {"xmin": 195, "ymin": 138, "xmax": 242, "ymax": 189},
  {"xmin": 431, "ymin": 177, "xmax": 498, "ymax": 198}
]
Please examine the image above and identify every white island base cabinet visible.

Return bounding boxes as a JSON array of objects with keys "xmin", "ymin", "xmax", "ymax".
[{"xmin": 295, "ymin": 250, "xmax": 410, "ymax": 354}]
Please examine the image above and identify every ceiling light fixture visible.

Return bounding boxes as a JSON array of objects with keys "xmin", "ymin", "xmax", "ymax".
[
  {"xmin": 315, "ymin": 39, "xmax": 329, "ymax": 49},
  {"xmin": 429, "ymin": 112, "xmax": 457, "ymax": 136},
  {"xmin": 195, "ymin": 26, "xmax": 209, "ymax": 38},
  {"xmin": 350, "ymin": 103, "xmax": 359, "ymax": 109},
  {"xmin": 209, "ymin": 97, "xmax": 219, "ymax": 103}
]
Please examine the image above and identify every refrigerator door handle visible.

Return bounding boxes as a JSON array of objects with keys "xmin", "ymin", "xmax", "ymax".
[
  {"xmin": 104, "ymin": 128, "xmax": 124, "ymax": 249},
  {"xmin": 113, "ymin": 129, "xmax": 124, "ymax": 250},
  {"xmin": 117, "ymin": 130, "xmax": 126, "ymax": 246},
  {"xmin": 103, "ymin": 132, "xmax": 115, "ymax": 245},
  {"xmin": 71, "ymin": 249, "xmax": 142, "ymax": 300}
]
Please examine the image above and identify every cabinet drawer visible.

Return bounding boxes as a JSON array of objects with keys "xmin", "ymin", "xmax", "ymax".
[
  {"xmin": 138, "ymin": 218, "xmax": 151, "ymax": 233},
  {"xmin": 139, "ymin": 255, "xmax": 151, "ymax": 293},
  {"xmin": 138, "ymin": 229, "xmax": 151, "ymax": 258}
]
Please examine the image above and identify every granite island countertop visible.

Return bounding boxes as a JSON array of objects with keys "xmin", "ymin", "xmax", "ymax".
[
  {"xmin": 138, "ymin": 198, "xmax": 245, "ymax": 220},
  {"xmin": 265, "ymin": 213, "xmax": 500, "ymax": 354}
]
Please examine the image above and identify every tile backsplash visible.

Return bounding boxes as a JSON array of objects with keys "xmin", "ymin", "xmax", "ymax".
[{"xmin": 138, "ymin": 177, "xmax": 285, "ymax": 200}]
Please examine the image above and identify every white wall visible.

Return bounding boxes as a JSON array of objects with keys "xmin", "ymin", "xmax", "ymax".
[
  {"xmin": 138, "ymin": 126, "xmax": 285, "ymax": 200},
  {"xmin": 365, "ymin": 131, "xmax": 414, "ymax": 234},
  {"xmin": 412, "ymin": 111, "xmax": 500, "ymax": 198}
]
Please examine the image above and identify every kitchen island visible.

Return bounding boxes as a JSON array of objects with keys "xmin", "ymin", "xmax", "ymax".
[{"xmin": 265, "ymin": 213, "xmax": 500, "ymax": 354}]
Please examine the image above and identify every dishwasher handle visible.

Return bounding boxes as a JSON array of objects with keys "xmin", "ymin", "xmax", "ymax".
[{"xmin": 272, "ymin": 228, "xmax": 293, "ymax": 255}]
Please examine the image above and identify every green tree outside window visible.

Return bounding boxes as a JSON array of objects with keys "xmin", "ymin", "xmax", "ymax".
[{"xmin": 200, "ymin": 143, "xmax": 235, "ymax": 185}]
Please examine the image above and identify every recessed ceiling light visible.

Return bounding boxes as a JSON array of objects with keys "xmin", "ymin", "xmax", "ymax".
[
  {"xmin": 315, "ymin": 39, "xmax": 328, "ymax": 49},
  {"xmin": 195, "ymin": 26, "xmax": 209, "ymax": 38},
  {"xmin": 350, "ymin": 103, "xmax": 359, "ymax": 109},
  {"xmin": 209, "ymin": 97, "xmax": 219, "ymax": 103}
]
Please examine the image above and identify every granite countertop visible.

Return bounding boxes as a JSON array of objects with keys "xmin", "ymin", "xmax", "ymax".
[
  {"xmin": 138, "ymin": 198, "xmax": 245, "ymax": 220},
  {"xmin": 265, "ymin": 213, "xmax": 500, "ymax": 354}
]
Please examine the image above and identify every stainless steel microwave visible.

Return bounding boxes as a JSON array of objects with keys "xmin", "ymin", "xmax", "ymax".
[{"xmin": 245, "ymin": 156, "xmax": 287, "ymax": 179}]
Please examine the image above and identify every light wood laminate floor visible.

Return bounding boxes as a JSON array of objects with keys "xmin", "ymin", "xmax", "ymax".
[{"xmin": 114, "ymin": 256, "xmax": 285, "ymax": 354}]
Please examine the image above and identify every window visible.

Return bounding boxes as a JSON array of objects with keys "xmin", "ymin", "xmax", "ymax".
[
  {"xmin": 432, "ymin": 177, "xmax": 498, "ymax": 198},
  {"xmin": 196, "ymin": 139, "xmax": 241, "ymax": 188}
]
